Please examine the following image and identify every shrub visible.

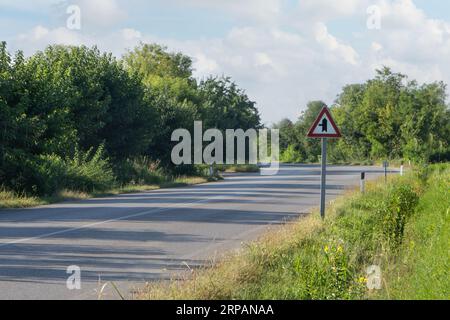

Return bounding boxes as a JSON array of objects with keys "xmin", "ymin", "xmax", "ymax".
[
  {"xmin": 64, "ymin": 145, "xmax": 116, "ymax": 192},
  {"xmin": 378, "ymin": 184, "xmax": 420, "ymax": 250},
  {"xmin": 33, "ymin": 154, "xmax": 69, "ymax": 195},
  {"xmin": 281, "ymin": 145, "xmax": 304, "ymax": 163},
  {"xmin": 30, "ymin": 145, "xmax": 115, "ymax": 196},
  {"xmin": 114, "ymin": 157, "xmax": 164, "ymax": 185}
]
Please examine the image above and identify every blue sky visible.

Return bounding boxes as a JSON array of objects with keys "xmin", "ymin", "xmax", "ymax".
[{"xmin": 1, "ymin": 0, "xmax": 450, "ymax": 124}]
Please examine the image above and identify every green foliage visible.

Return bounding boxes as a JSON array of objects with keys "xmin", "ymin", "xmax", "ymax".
[
  {"xmin": 278, "ymin": 68, "xmax": 450, "ymax": 164},
  {"xmin": 275, "ymin": 101, "xmax": 327, "ymax": 163},
  {"xmin": 291, "ymin": 241, "xmax": 365, "ymax": 300},
  {"xmin": 333, "ymin": 67, "xmax": 449, "ymax": 162},
  {"xmin": 113, "ymin": 157, "xmax": 164, "ymax": 185},
  {"xmin": 123, "ymin": 44, "xmax": 261, "ymax": 167},
  {"xmin": 280, "ymin": 145, "xmax": 304, "ymax": 163},
  {"xmin": 31, "ymin": 145, "xmax": 115, "ymax": 196},
  {"xmin": 123, "ymin": 43, "xmax": 199, "ymax": 165},
  {"xmin": 378, "ymin": 184, "xmax": 420, "ymax": 250},
  {"xmin": 386, "ymin": 167, "xmax": 450, "ymax": 299},
  {"xmin": 123, "ymin": 43, "xmax": 197, "ymax": 103},
  {"xmin": 1, "ymin": 42, "xmax": 262, "ymax": 197},
  {"xmin": 198, "ymin": 76, "xmax": 261, "ymax": 131},
  {"xmin": 22, "ymin": 45, "xmax": 153, "ymax": 158}
]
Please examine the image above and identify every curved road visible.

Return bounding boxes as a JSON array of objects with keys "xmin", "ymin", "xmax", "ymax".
[{"xmin": 0, "ymin": 165, "xmax": 393, "ymax": 300}]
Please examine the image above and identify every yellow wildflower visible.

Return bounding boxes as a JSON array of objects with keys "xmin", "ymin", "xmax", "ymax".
[{"xmin": 358, "ymin": 277, "xmax": 368, "ymax": 284}]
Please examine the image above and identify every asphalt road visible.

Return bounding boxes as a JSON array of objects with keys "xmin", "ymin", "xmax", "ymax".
[{"xmin": 0, "ymin": 165, "xmax": 393, "ymax": 300}]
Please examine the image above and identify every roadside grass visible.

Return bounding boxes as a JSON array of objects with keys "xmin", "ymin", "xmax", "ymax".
[
  {"xmin": 0, "ymin": 176, "xmax": 213, "ymax": 209},
  {"xmin": 216, "ymin": 164, "xmax": 260, "ymax": 173},
  {"xmin": 379, "ymin": 164, "xmax": 450, "ymax": 299},
  {"xmin": 0, "ymin": 189, "xmax": 45, "ymax": 209},
  {"xmin": 138, "ymin": 164, "xmax": 449, "ymax": 300},
  {"xmin": 330, "ymin": 160, "xmax": 375, "ymax": 166},
  {"xmin": 329, "ymin": 159, "xmax": 410, "ymax": 167}
]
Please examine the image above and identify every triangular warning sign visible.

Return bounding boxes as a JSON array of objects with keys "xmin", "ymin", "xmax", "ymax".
[{"xmin": 307, "ymin": 107, "xmax": 342, "ymax": 138}]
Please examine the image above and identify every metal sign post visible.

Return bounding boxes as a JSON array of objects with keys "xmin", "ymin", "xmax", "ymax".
[
  {"xmin": 320, "ymin": 138, "xmax": 327, "ymax": 219},
  {"xmin": 307, "ymin": 106, "xmax": 342, "ymax": 220}
]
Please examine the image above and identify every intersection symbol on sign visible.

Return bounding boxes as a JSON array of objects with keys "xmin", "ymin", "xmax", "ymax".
[
  {"xmin": 307, "ymin": 107, "xmax": 342, "ymax": 138},
  {"xmin": 319, "ymin": 118, "xmax": 328, "ymax": 133}
]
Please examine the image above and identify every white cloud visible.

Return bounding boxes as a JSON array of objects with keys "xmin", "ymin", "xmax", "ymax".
[
  {"xmin": 16, "ymin": 25, "xmax": 87, "ymax": 52},
  {"xmin": 300, "ymin": 0, "xmax": 364, "ymax": 18},
  {"xmin": 169, "ymin": 0, "xmax": 283, "ymax": 24},
  {"xmin": 193, "ymin": 53, "xmax": 219, "ymax": 76},
  {"xmin": 0, "ymin": 0, "xmax": 59, "ymax": 11},
  {"xmin": 314, "ymin": 22, "xmax": 359, "ymax": 65},
  {"xmin": 366, "ymin": 0, "xmax": 450, "ymax": 84},
  {"xmin": 75, "ymin": 0, "xmax": 126, "ymax": 28},
  {"xmin": 254, "ymin": 52, "xmax": 273, "ymax": 67},
  {"xmin": 4, "ymin": 0, "xmax": 450, "ymax": 124},
  {"xmin": 155, "ymin": 26, "xmax": 365, "ymax": 124},
  {"xmin": 121, "ymin": 28, "xmax": 142, "ymax": 41},
  {"xmin": 371, "ymin": 42, "xmax": 383, "ymax": 52}
]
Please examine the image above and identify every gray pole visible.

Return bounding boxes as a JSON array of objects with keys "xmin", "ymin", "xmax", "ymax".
[
  {"xmin": 320, "ymin": 138, "xmax": 327, "ymax": 219},
  {"xmin": 360, "ymin": 172, "xmax": 366, "ymax": 194}
]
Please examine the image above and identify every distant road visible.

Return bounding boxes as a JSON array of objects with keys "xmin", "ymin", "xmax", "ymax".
[{"xmin": 0, "ymin": 165, "xmax": 393, "ymax": 300}]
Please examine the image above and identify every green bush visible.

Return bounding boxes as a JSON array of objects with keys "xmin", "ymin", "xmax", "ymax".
[
  {"xmin": 30, "ymin": 145, "xmax": 115, "ymax": 196},
  {"xmin": 281, "ymin": 145, "xmax": 304, "ymax": 163},
  {"xmin": 114, "ymin": 157, "xmax": 165, "ymax": 185},
  {"xmin": 33, "ymin": 154, "xmax": 69, "ymax": 195},
  {"xmin": 378, "ymin": 184, "xmax": 420, "ymax": 250},
  {"xmin": 64, "ymin": 146, "xmax": 115, "ymax": 192}
]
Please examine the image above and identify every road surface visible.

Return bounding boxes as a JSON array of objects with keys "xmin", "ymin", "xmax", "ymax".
[{"xmin": 0, "ymin": 165, "xmax": 393, "ymax": 300}]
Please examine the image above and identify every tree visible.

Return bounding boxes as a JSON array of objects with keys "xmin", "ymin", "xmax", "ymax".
[
  {"xmin": 198, "ymin": 76, "xmax": 261, "ymax": 131},
  {"xmin": 274, "ymin": 118, "xmax": 295, "ymax": 151},
  {"xmin": 22, "ymin": 45, "xmax": 152, "ymax": 159},
  {"xmin": 333, "ymin": 67, "xmax": 450, "ymax": 162},
  {"xmin": 296, "ymin": 101, "xmax": 327, "ymax": 162},
  {"xmin": 123, "ymin": 43, "xmax": 198, "ymax": 104},
  {"xmin": 123, "ymin": 43, "xmax": 199, "ymax": 165},
  {"xmin": 124, "ymin": 45, "xmax": 262, "ymax": 166}
]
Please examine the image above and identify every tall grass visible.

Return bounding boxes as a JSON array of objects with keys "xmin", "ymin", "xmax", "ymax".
[
  {"xmin": 381, "ymin": 166, "xmax": 450, "ymax": 299},
  {"xmin": 0, "ymin": 188, "xmax": 44, "ymax": 209},
  {"xmin": 216, "ymin": 164, "xmax": 260, "ymax": 173}
]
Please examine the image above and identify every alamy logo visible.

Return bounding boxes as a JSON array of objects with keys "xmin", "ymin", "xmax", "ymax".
[
  {"xmin": 367, "ymin": 5, "xmax": 382, "ymax": 30},
  {"xmin": 66, "ymin": 265, "xmax": 81, "ymax": 290},
  {"xmin": 66, "ymin": 5, "xmax": 81, "ymax": 30},
  {"xmin": 366, "ymin": 265, "xmax": 382, "ymax": 290},
  {"xmin": 171, "ymin": 122, "xmax": 280, "ymax": 175}
]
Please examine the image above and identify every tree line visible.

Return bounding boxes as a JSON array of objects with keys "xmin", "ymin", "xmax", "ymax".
[
  {"xmin": 0, "ymin": 42, "xmax": 260, "ymax": 196},
  {"xmin": 276, "ymin": 67, "xmax": 450, "ymax": 164},
  {"xmin": 1, "ymin": 41, "xmax": 449, "ymax": 198}
]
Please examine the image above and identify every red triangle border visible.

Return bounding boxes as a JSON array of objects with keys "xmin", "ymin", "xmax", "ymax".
[{"xmin": 307, "ymin": 107, "xmax": 342, "ymax": 138}]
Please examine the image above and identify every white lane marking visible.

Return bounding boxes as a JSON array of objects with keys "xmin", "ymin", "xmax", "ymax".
[{"xmin": 0, "ymin": 194, "xmax": 229, "ymax": 247}]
